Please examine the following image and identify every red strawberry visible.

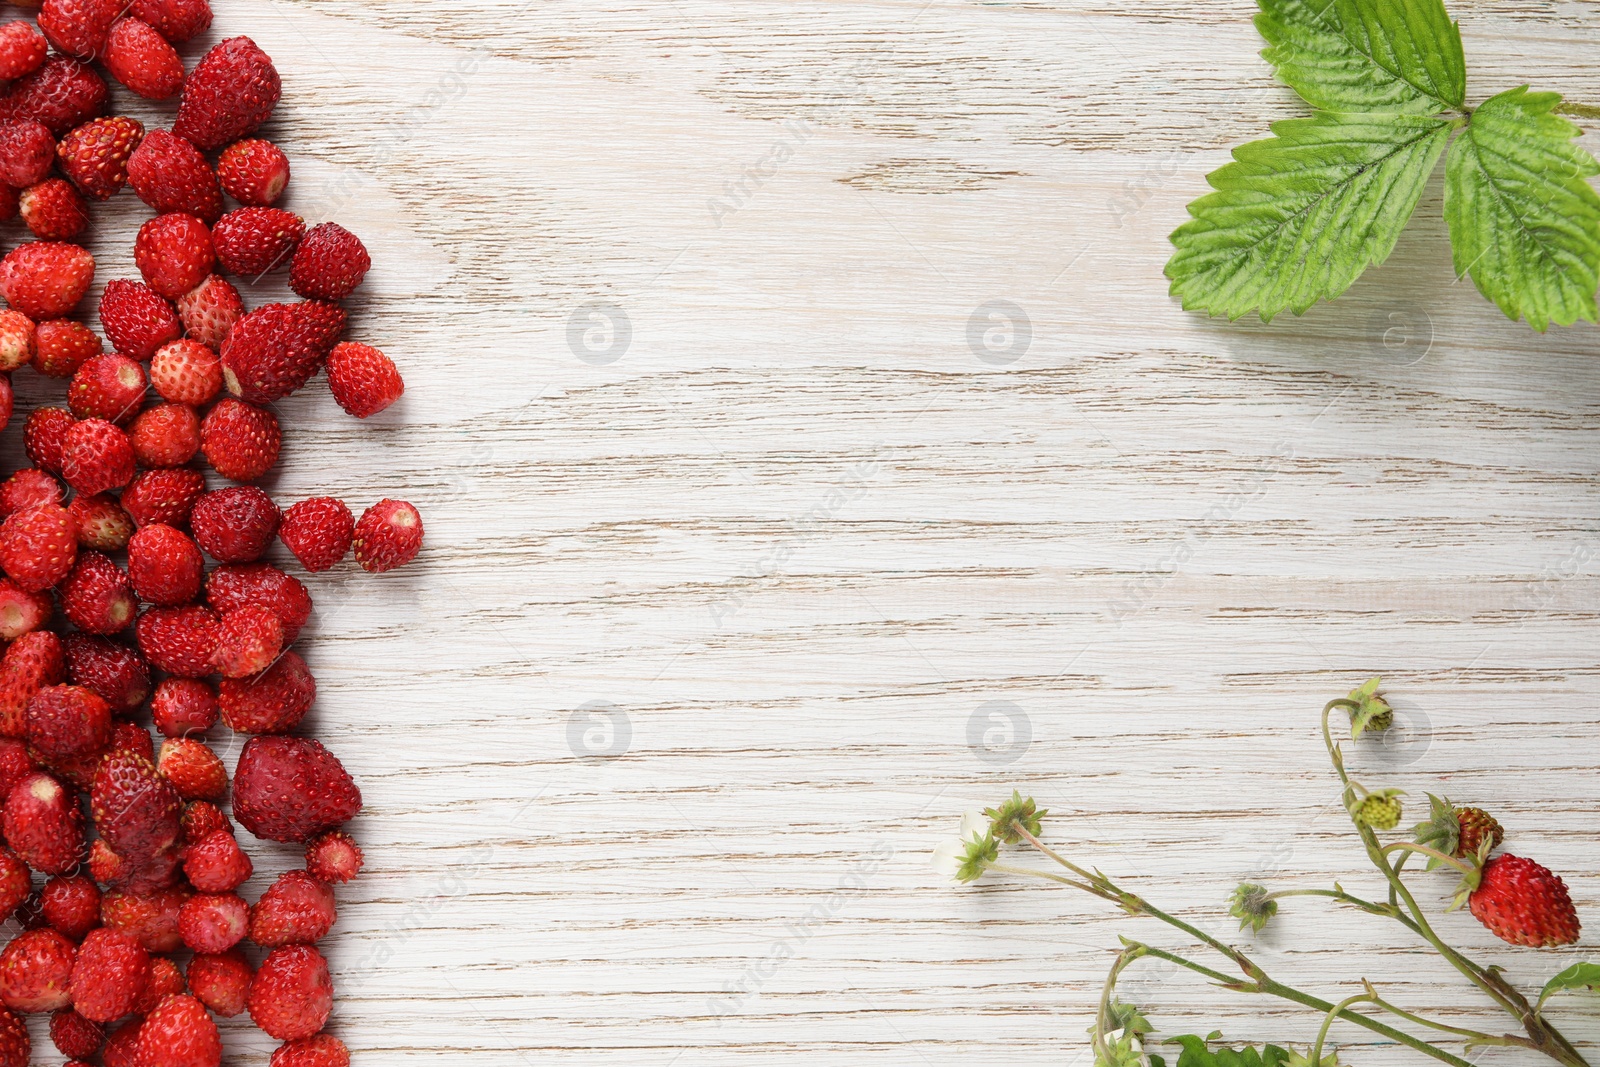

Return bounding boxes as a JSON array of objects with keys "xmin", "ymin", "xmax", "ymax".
[
  {"xmin": 1454, "ymin": 806, "xmax": 1505, "ymax": 858},
  {"xmin": 68, "ymin": 928, "xmax": 149, "ymax": 1023},
  {"xmin": 0, "ymin": 22, "xmax": 48, "ymax": 82},
  {"xmin": 134, "ymin": 605, "xmax": 219, "ymax": 678},
  {"xmin": 137, "ymin": 993, "xmax": 220, "ymax": 1067},
  {"xmin": 0, "ymin": 120, "xmax": 58, "ymax": 188},
  {"xmin": 100, "ymin": 886, "xmax": 188, "ymax": 953},
  {"xmin": 327, "ymin": 341, "xmax": 403, "ymax": 418},
  {"xmin": 130, "ymin": 954, "xmax": 183, "ymax": 1015},
  {"xmin": 273, "ymin": 1034, "xmax": 350, "ymax": 1067},
  {"xmin": 18, "ymin": 178, "xmax": 89, "ymax": 241},
  {"xmin": 61, "ymin": 419, "xmax": 137, "ymax": 496},
  {"xmin": 212, "ymin": 207, "xmax": 304, "ymax": 277},
  {"xmin": 62, "ymin": 634, "xmax": 150, "ymax": 714},
  {"xmin": 129, "ymin": 402, "xmax": 200, "ymax": 468},
  {"xmin": 128, "ymin": 523, "xmax": 203, "ymax": 606},
  {"xmin": 151, "ymin": 678, "xmax": 217, "ymax": 738},
  {"xmin": 199, "ymin": 397, "xmax": 279, "ymax": 481},
  {"xmin": 174, "ymin": 274, "xmax": 240, "ymax": 348},
  {"xmin": 135, "ymin": 212, "xmax": 215, "ymax": 298},
  {"xmin": 186, "ymin": 950, "xmax": 250, "ymax": 1018},
  {"xmin": 180, "ymin": 801, "xmax": 230, "ymax": 844},
  {"xmin": 121, "ymin": 468, "xmax": 205, "ymax": 529},
  {"xmin": 32, "ymin": 319, "xmax": 102, "ymax": 379},
  {"xmin": 295, "ymin": 298, "xmax": 348, "ymax": 352},
  {"xmin": 205, "ymin": 562, "xmax": 312, "ymax": 642},
  {"xmin": 156, "ymin": 738, "xmax": 225, "ymax": 801},
  {"xmin": 103, "ymin": 1017, "xmax": 141, "ymax": 1067},
  {"xmin": 3, "ymin": 773, "xmax": 84, "ymax": 875},
  {"xmin": 50, "ymin": 1007, "xmax": 103, "ymax": 1059},
  {"xmin": 218, "ymin": 650, "xmax": 314, "ymax": 735},
  {"xmin": 173, "ymin": 37, "xmax": 280, "ymax": 151},
  {"xmin": 57, "ymin": 116, "xmax": 143, "ymax": 200},
  {"xmin": 58, "ymin": 552, "xmax": 137, "ymax": 633},
  {"xmin": 233, "ymin": 737, "xmax": 360, "ymax": 843},
  {"xmin": 250, "ymin": 870, "xmax": 335, "ymax": 948},
  {"xmin": 0, "ymin": 741, "xmax": 37, "ymax": 799},
  {"xmin": 0, "ymin": 927, "xmax": 76, "ymax": 1012},
  {"xmin": 183, "ymin": 830, "xmax": 250, "ymax": 892},
  {"xmin": 0, "ymin": 310, "xmax": 34, "ymax": 372},
  {"xmin": 353, "ymin": 499, "xmax": 423, "ymax": 573},
  {"xmin": 0, "ymin": 469, "xmax": 63, "ymax": 520},
  {"xmin": 41, "ymin": 875, "xmax": 100, "ymax": 940},
  {"xmin": 69, "ymin": 353, "xmax": 147, "ymax": 422},
  {"xmin": 0, "ymin": 1010, "xmax": 25, "ymax": 1066},
  {"xmin": 150, "ymin": 339, "xmax": 223, "ymax": 404},
  {"xmin": 1468, "ymin": 853, "xmax": 1581, "ymax": 948},
  {"xmin": 0, "ymin": 242, "xmax": 95, "ymax": 320},
  {"xmin": 109, "ymin": 721, "xmax": 154, "ymax": 764},
  {"xmin": 104, "ymin": 18, "xmax": 183, "ymax": 100},
  {"xmin": 26, "ymin": 685, "xmax": 111, "ymax": 763},
  {"xmin": 247, "ymin": 944, "xmax": 331, "ymax": 1041},
  {"xmin": 217, "ymin": 138, "xmax": 290, "ymax": 205},
  {"xmin": 0, "ymin": 849, "xmax": 28, "ymax": 922},
  {"xmin": 211, "ymin": 605, "xmax": 282, "ymax": 678},
  {"xmin": 23, "ymin": 409, "xmax": 74, "ymax": 470},
  {"xmin": 290, "ymin": 223, "xmax": 370, "ymax": 301},
  {"xmin": 3, "ymin": 57, "xmax": 109, "ymax": 138},
  {"xmin": 68, "ymin": 493, "xmax": 133, "ymax": 551},
  {"xmin": 0, "ymin": 503, "xmax": 78, "ymax": 591},
  {"xmin": 125, "ymin": 129, "xmax": 221, "ymax": 223},
  {"xmin": 0, "ymin": 579, "xmax": 50, "ymax": 641},
  {"xmin": 178, "ymin": 892, "xmax": 247, "ymax": 952},
  {"xmin": 190, "ymin": 486, "xmax": 279, "ymax": 563},
  {"xmin": 279, "ymin": 498, "xmax": 354, "ymax": 572},
  {"xmin": 219, "ymin": 302, "xmax": 322, "ymax": 403},
  {"xmin": 129, "ymin": 0, "xmax": 212, "ymax": 43},
  {"xmin": 91, "ymin": 751, "xmax": 183, "ymax": 890},
  {"xmin": 37, "ymin": 0, "xmax": 120, "ymax": 59},
  {"xmin": 0, "ymin": 632, "xmax": 66, "ymax": 739}
]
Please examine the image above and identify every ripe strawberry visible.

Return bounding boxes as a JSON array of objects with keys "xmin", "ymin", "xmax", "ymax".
[
  {"xmin": 68, "ymin": 928, "xmax": 148, "ymax": 1022},
  {"xmin": 152, "ymin": 678, "xmax": 217, "ymax": 738},
  {"xmin": 134, "ymin": 605, "xmax": 219, "ymax": 678},
  {"xmin": 199, "ymin": 397, "xmax": 279, "ymax": 481},
  {"xmin": 92, "ymin": 751, "xmax": 183, "ymax": 891},
  {"xmin": 0, "ymin": 741, "xmax": 37, "ymax": 798},
  {"xmin": 247, "ymin": 944, "xmax": 331, "ymax": 1041},
  {"xmin": 150, "ymin": 339, "xmax": 223, "ymax": 404},
  {"xmin": 57, "ymin": 116, "xmax": 144, "ymax": 200},
  {"xmin": 290, "ymin": 223, "xmax": 370, "ymax": 301},
  {"xmin": 0, "ymin": 22, "xmax": 48, "ymax": 82},
  {"xmin": 0, "ymin": 1009, "xmax": 25, "ymax": 1066},
  {"xmin": 191, "ymin": 486, "xmax": 280, "ymax": 563},
  {"xmin": 1454, "ymin": 806, "xmax": 1505, "ymax": 858},
  {"xmin": 174, "ymin": 36, "xmax": 280, "ymax": 151},
  {"xmin": 353, "ymin": 499, "xmax": 423, "ymax": 573},
  {"xmin": 41, "ymin": 875, "xmax": 100, "ymax": 940},
  {"xmin": 68, "ymin": 493, "xmax": 133, "ymax": 551},
  {"xmin": 23, "ymin": 409, "xmax": 73, "ymax": 471},
  {"xmin": 109, "ymin": 722, "xmax": 154, "ymax": 764},
  {"xmin": 0, "ymin": 468, "xmax": 63, "ymax": 519},
  {"xmin": 51, "ymin": 1007, "xmax": 103, "ymax": 1059},
  {"xmin": 217, "ymin": 138, "xmax": 290, "ymax": 205},
  {"xmin": 61, "ymin": 419, "xmax": 137, "ymax": 496},
  {"xmin": 19, "ymin": 178, "xmax": 89, "ymax": 241},
  {"xmin": 69, "ymin": 354, "xmax": 147, "ymax": 422},
  {"xmin": 250, "ymin": 870, "xmax": 335, "ymax": 948},
  {"xmin": 186, "ymin": 949, "xmax": 250, "ymax": 1018},
  {"xmin": 219, "ymin": 650, "xmax": 315, "ymax": 735},
  {"xmin": 27, "ymin": 685, "xmax": 111, "ymax": 763},
  {"xmin": 279, "ymin": 498, "xmax": 354, "ymax": 572},
  {"xmin": 130, "ymin": 0, "xmax": 213, "ymax": 43},
  {"xmin": 178, "ymin": 892, "xmax": 247, "ymax": 953},
  {"xmin": 0, "ymin": 120, "xmax": 58, "ymax": 188},
  {"xmin": 0, "ymin": 503, "xmax": 78, "ymax": 592},
  {"xmin": 125, "ymin": 129, "xmax": 222, "ymax": 223},
  {"xmin": 37, "ymin": 0, "xmax": 120, "ymax": 59},
  {"xmin": 206, "ymin": 562, "xmax": 312, "ymax": 642},
  {"xmin": 103, "ymin": 1017, "xmax": 142, "ymax": 1067},
  {"xmin": 212, "ymin": 605, "xmax": 283, "ymax": 678},
  {"xmin": 295, "ymin": 298, "xmax": 348, "ymax": 351},
  {"xmin": 0, "ymin": 579, "xmax": 50, "ymax": 641},
  {"xmin": 1469, "ymin": 853, "xmax": 1580, "ymax": 948},
  {"xmin": 156, "ymin": 738, "xmax": 226, "ymax": 801},
  {"xmin": 183, "ymin": 830, "xmax": 250, "ymax": 892},
  {"xmin": 32, "ymin": 319, "xmax": 102, "ymax": 378},
  {"xmin": 104, "ymin": 18, "xmax": 184, "ymax": 100},
  {"xmin": 64, "ymin": 634, "xmax": 151, "ymax": 714},
  {"xmin": 3, "ymin": 772, "xmax": 85, "ymax": 875},
  {"xmin": 59, "ymin": 552, "xmax": 136, "ymax": 633},
  {"xmin": 121, "ymin": 468, "xmax": 205, "ymax": 529},
  {"xmin": 3, "ymin": 57, "xmax": 109, "ymax": 138},
  {"xmin": 0, "ymin": 632, "xmax": 66, "ymax": 739},
  {"xmin": 128, "ymin": 523, "xmax": 203, "ymax": 606},
  {"xmin": 0, "ymin": 242, "xmax": 95, "ymax": 320},
  {"xmin": 234, "ymin": 737, "xmax": 360, "ymax": 843},
  {"xmin": 272, "ymin": 1034, "xmax": 350, "ymax": 1067},
  {"xmin": 0, "ymin": 927, "xmax": 76, "ymax": 1012},
  {"xmin": 175, "ymin": 274, "xmax": 240, "ymax": 348},
  {"xmin": 181, "ymin": 801, "xmax": 230, "ymax": 844},
  {"xmin": 129, "ymin": 402, "xmax": 200, "ymax": 468},
  {"xmin": 0, "ymin": 310, "xmax": 34, "ymax": 372},
  {"xmin": 0, "ymin": 849, "xmax": 29, "ymax": 923},
  {"xmin": 327, "ymin": 341, "xmax": 403, "ymax": 418},
  {"xmin": 135, "ymin": 212, "xmax": 215, "ymax": 298},
  {"xmin": 219, "ymin": 302, "xmax": 323, "ymax": 404},
  {"xmin": 98, "ymin": 278, "xmax": 181, "ymax": 361},
  {"xmin": 130, "ymin": 954, "xmax": 184, "ymax": 1015},
  {"xmin": 100, "ymin": 886, "xmax": 188, "ymax": 953},
  {"xmin": 212, "ymin": 207, "xmax": 304, "ymax": 277},
  {"xmin": 138, "ymin": 993, "xmax": 220, "ymax": 1067}
]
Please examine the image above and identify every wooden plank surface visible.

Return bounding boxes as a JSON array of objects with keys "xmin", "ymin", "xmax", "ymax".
[{"xmin": 25, "ymin": 0, "xmax": 1600, "ymax": 1062}]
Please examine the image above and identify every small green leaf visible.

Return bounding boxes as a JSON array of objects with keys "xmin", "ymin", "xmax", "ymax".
[
  {"xmin": 1255, "ymin": 0, "xmax": 1465, "ymax": 115},
  {"xmin": 1537, "ymin": 962, "xmax": 1600, "ymax": 1011},
  {"xmin": 1445, "ymin": 87, "xmax": 1600, "ymax": 330},
  {"xmin": 1167, "ymin": 112, "xmax": 1452, "ymax": 322}
]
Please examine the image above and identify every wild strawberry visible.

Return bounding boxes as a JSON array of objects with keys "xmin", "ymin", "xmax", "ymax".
[
  {"xmin": 0, "ymin": 579, "xmax": 50, "ymax": 641},
  {"xmin": 354, "ymin": 499, "xmax": 423, "ymax": 573},
  {"xmin": 0, "ymin": 632, "xmax": 66, "ymax": 740},
  {"xmin": 68, "ymin": 493, "xmax": 133, "ymax": 551},
  {"xmin": 174, "ymin": 36, "xmax": 280, "ymax": 151},
  {"xmin": 125, "ymin": 129, "xmax": 222, "ymax": 223},
  {"xmin": 206, "ymin": 562, "xmax": 312, "ymax": 641},
  {"xmin": 152, "ymin": 678, "xmax": 217, "ymax": 738},
  {"xmin": 220, "ymin": 302, "xmax": 323, "ymax": 403},
  {"xmin": 183, "ymin": 830, "xmax": 250, "ymax": 892},
  {"xmin": 100, "ymin": 886, "xmax": 188, "ymax": 953},
  {"xmin": 51, "ymin": 1007, "xmax": 103, "ymax": 1059},
  {"xmin": 91, "ymin": 751, "xmax": 183, "ymax": 891},
  {"xmin": 37, "ymin": 0, "xmax": 120, "ymax": 59},
  {"xmin": 175, "ymin": 274, "xmax": 240, "ymax": 348},
  {"xmin": 0, "ymin": 1011, "xmax": 25, "ymax": 1067},
  {"xmin": 295, "ymin": 297, "xmax": 348, "ymax": 351},
  {"xmin": 181, "ymin": 801, "xmax": 230, "ymax": 844},
  {"xmin": 250, "ymin": 870, "xmax": 335, "ymax": 948},
  {"xmin": 104, "ymin": 18, "xmax": 184, "ymax": 100},
  {"xmin": 0, "ymin": 503, "xmax": 78, "ymax": 591},
  {"xmin": 199, "ymin": 397, "xmax": 279, "ymax": 481},
  {"xmin": 135, "ymin": 212, "xmax": 215, "ymax": 298},
  {"xmin": 0, "ymin": 310, "xmax": 34, "ymax": 372},
  {"xmin": 1455, "ymin": 806, "xmax": 1506, "ymax": 858},
  {"xmin": 62, "ymin": 634, "xmax": 150, "ymax": 714},
  {"xmin": 304, "ymin": 832, "xmax": 361, "ymax": 887},
  {"xmin": 0, "ymin": 927, "xmax": 76, "ymax": 1012},
  {"xmin": 0, "ymin": 468, "xmax": 63, "ymax": 519},
  {"xmin": 150, "ymin": 339, "xmax": 222, "ymax": 404},
  {"xmin": 279, "ymin": 498, "xmax": 354, "ymax": 572},
  {"xmin": 128, "ymin": 403, "xmax": 199, "ymax": 469},
  {"xmin": 0, "ymin": 22, "xmax": 48, "ymax": 82},
  {"xmin": 57, "ymin": 116, "xmax": 143, "ymax": 200},
  {"xmin": 0, "ymin": 741, "xmax": 37, "ymax": 798},
  {"xmin": 130, "ymin": 954, "xmax": 184, "ymax": 1015},
  {"xmin": 138, "ymin": 993, "xmax": 221, "ymax": 1067},
  {"xmin": 103, "ymin": 1017, "xmax": 142, "ymax": 1067},
  {"xmin": 178, "ymin": 892, "xmax": 247, "ymax": 953},
  {"xmin": 128, "ymin": 524, "xmax": 203, "ymax": 606},
  {"xmin": 219, "ymin": 650, "xmax": 314, "ymax": 735},
  {"xmin": 68, "ymin": 928, "xmax": 148, "ymax": 1022},
  {"xmin": 192, "ymin": 488, "xmax": 280, "ymax": 565},
  {"xmin": 98, "ymin": 278, "xmax": 181, "ymax": 361},
  {"xmin": 327, "ymin": 341, "xmax": 403, "ymax": 418},
  {"xmin": 212, "ymin": 605, "xmax": 282, "ymax": 678},
  {"xmin": 0, "ymin": 849, "xmax": 28, "ymax": 923},
  {"xmin": 61, "ymin": 419, "xmax": 137, "ymax": 496},
  {"xmin": 32, "ymin": 319, "xmax": 102, "ymax": 378},
  {"xmin": 121, "ymin": 468, "xmax": 204, "ymax": 529},
  {"xmin": 27, "ymin": 685, "xmax": 111, "ymax": 763},
  {"xmin": 248, "ymin": 944, "xmax": 331, "ymax": 1041},
  {"xmin": 234, "ymin": 736, "xmax": 360, "ymax": 843},
  {"xmin": 134, "ymin": 605, "xmax": 219, "ymax": 678},
  {"xmin": 41, "ymin": 875, "xmax": 100, "ymax": 940},
  {"xmin": 3, "ymin": 57, "xmax": 109, "ymax": 138},
  {"xmin": 19, "ymin": 178, "xmax": 89, "ymax": 241},
  {"xmin": 156, "ymin": 738, "xmax": 225, "ymax": 801},
  {"xmin": 3, "ymin": 772, "xmax": 85, "ymax": 875},
  {"xmin": 0, "ymin": 120, "xmax": 59, "ymax": 189},
  {"xmin": 58, "ymin": 551, "xmax": 136, "ymax": 633},
  {"xmin": 69, "ymin": 354, "xmax": 147, "ymax": 423},
  {"xmin": 23, "ymin": 410, "xmax": 73, "ymax": 475},
  {"xmin": 0, "ymin": 242, "xmax": 95, "ymax": 320},
  {"xmin": 186, "ymin": 949, "xmax": 250, "ymax": 1017},
  {"xmin": 290, "ymin": 223, "xmax": 370, "ymax": 301},
  {"xmin": 1353, "ymin": 791, "xmax": 1402, "ymax": 831},
  {"xmin": 272, "ymin": 1034, "xmax": 350, "ymax": 1067},
  {"xmin": 1469, "ymin": 853, "xmax": 1580, "ymax": 948},
  {"xmin": 130, "ymin": 0, "xmax": 213, "ymax": 43},
  {"xmin": 212, "ymin": 207, "xmax": 304, "ymax": 277},
  {"xmin": 217, "ymin": 137, "xmax": 290, "ymax": 206}
]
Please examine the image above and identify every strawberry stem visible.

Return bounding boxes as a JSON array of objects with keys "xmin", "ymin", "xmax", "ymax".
[
  {"xmin": 1554, "ymin": 101, "xmax": 1600, "ymax": 121},
  {"xmin": 1379, "ymin": 841, "xmax": 1476, "ymax": 876},
  {"xmin": 1311, "ymin": 992, "xmax": 1376, "ymax": 1067}
]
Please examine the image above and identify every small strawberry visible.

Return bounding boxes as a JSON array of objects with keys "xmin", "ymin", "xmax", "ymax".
[
  {"xmin": 136, "ymin": 993, "xmax": 220, "ymax": 1067},
  {"xmin": 211, "ymin": 605, "xmax": 283, "ymax": 679},
  {"xmin": 187, "ymin": 951, "xmax": 250, "ymax": 1019},
  {"xmin": 23, "ymin": 409, "xmax": 75, "ymax": 471},
  {"xmin": 0, "ymin": 469, "xmax": 63, "ymax": 520},
  {"xmin": 207, "ymin": 563, "xmax": 312, "ymax": 642},
  {"xmin": 69, "ymin": 353, "xmax": 148, "ymax": 423},
  {"xmin": 247, "ymin": 944, "xmax": 331, "ymax": 1041},
  {"xmin": 32, "ymin": 319, "xmax": 103, "ymax": 379},
  {"xmin": 305, "ymin": 831, "xmax": 363, "ymax": 885},
  {"xmin": 18, "ymin": 179, "xmax": 90, "ymax": 241},
  {"xmin": 134, "ymin": 605, "xmax": 219, "ymax": 678},
  {"xmin": 174, "ymin": 36, "xmax": 280, "ymax": 151},
  {"xmin": 68, "ymin": 493, "xmax": 134, "ymax": 551},
  {"xmin": 327, "ymin": 341, "xmax": 403, "ymax": 418},
  {"xmin": 178, "ymin": 891, "xmax": 248, "ymax": 953},
  {"xmin": 212, "ymin": 207, "xmax": 304, "ymax": 278},
  {"xmin": 57, "ymin": 552, "xmax": 137, "ymax": 634},
  {"xmin": 0, "ymin": 120, "xmax": 59, "ymax": 189},
  {"xmin": 0, "ymin": 310, "xmax": 34, "ymax": 372},
  {"xmin": 199, "ymin": 397, "xmax": 280, "ymax": 481},
  {"xmin": 129, "ymin": 402, "xmax": 201, "ymax": 468},
  {"xmin": 60, "ymin": 419, "xmax": 137, "ymax": 497},
  {"xmin": 50, "ymin": 1007, "xmax": 103, "ymax": 1059},
  {"xmin": 103, "ymin": 1018, "xmax": 142, "ymax": 1067},
  {"xmin": 41, "ymin": 875, "xmax": 100, "ymax": 940},
  {"xmin": 127, "ymin": 523, "xmax": 204, "ymax": 606},
  {"xmin": 91, "ymin": 753, "xmax": 183, "ymax": 893},
  {"xmin": 0, "ymin": 632, "xmax": 67, "ymax": 740},
  {"xmin": 1353, "ymin": 790, "xmax": 1403, "ymax": 831},
  {"xmin": 151, "ymin": 678, "xmax": 217, "ymax": 738},
  {"xmin": 62, "ymin": 634, "xmax": 150, "ymax": 714},
  {"xmin": 0, "ymin": 850, "xmax": 29, "ymax": 923},
  {"xmin": 272, "ymin": 1034, "xmax": 350, "ymax": 1067},
  {"xmin": 217, "ymin": 138, "xmax": 290, "ymax": 205},
  {"xmin": 104, "ymin": 18, "xmax": 184, "ymax": 100},
  {"xmin": 121, "ymin": 468, "xmax": 205, "ymax": 529},
  {"xmin": 57, "ymin": 116, "xmax": 144, "ymax": 200},
  {"xmin": 27, "ymin": 685, "xmax": 111, "ymax": 763},
  {"xmin": 68, "ymin": 928, "xmax": 149, "ymax": 1023},
  {"xmin": 135, "ymin": 212, "xmax": 215, "ymax": 298},
  {"xmin": 290, "ymin": 222, "xmax": 370, "ymax": 301},
  {"xmin": 1453, "ymin": 807, "xmax": 1504, "ymax": 856},
  {"xmin": 181, "ymin": 801, "xmax": 231, "ymax": 844},
  {"xmin": 156, "ymin": 738, "xmax": 226, "ymax": 801},
  {"xmin": 0, "ymin": 22, "xmax": 48, "ymax": 82},
  {"xmin": 219, "ymin": 302, "xmax": 323, "ymax": 404},
  {"xmin": 0, "ymin": 503, "xmax": 78, "ymax": 592},
  {"xmin": 294, "ymin": 298, "xmax": 348, "ymax": 352},
  {"xmin": 0, "ymin": 579, "xmax": 51, "ymax": 641},
  {"xmin": 219, "ymin": 650, "xmax": 315, "ymax": 735},
  {"xmin": 100, "ymin": 886, "xmax": 188, "ymax": 953},
  {"xmin": 0, "ymin": 927, "xmax": 76, "ymax": 1012},
  {"xmin": 0, "ymin": 1010, "xmax": 25, "ymax": 1066},
  {"xmin": 0, "ymin": 242, "xmax": 95, "ymax": 320},
  {"xmin": 1468, "ymin": 854, "xmax": 1580, "ymax": 948},
  {"xmin": 130, "ymin": 954, "xmax": 184, "ymax": 1016},
  {"xmin": 37, "ymin": 0, "xmax": 120, "ymax": 59},
  {"xmin": 233, "ymin": 736, "xmax": 361, "ymax": 843},
  {"xmin": 3, "ymin": 57, "xmax": 109, "ymax": 138},
  {"xmin": 150, "ymin": 339, "xmax": 223, "ymax": 404},
  {"xmin": 353, "ymin": 498, "xmax": 423, "ymax": 573},
  {"xmin": 130, "ymin": 0, "xmax": 213, "ymax": 43},
  {"xmin": 3, "ymin": 772, "xmax": 85, "ymax": 875},
  {"xmin": 0, "ymin": 741, "xmax": 37, "ymax": 799},
  {"xmin": 174, "ymin": 274, "xmax": 241, "ymax": 348},
  {"xmin": 279, "ymin": 497, "xmax": 354, "ymax": 572},
  {"xmin": 250, "ymin": 870, "xmax": 336, "ymax": 948},
  {"xmin": 125, "ymin": 129, "xmax": 222, "ymax": 223},
  {"xmin": 183, "ymin": 830, "xmax": 251, "ymax": 892}
]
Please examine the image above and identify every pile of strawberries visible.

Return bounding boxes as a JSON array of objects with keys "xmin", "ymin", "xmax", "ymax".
[{"xmin": 0, "ymin": 1, "xmax": 424, "ymax": 1064}]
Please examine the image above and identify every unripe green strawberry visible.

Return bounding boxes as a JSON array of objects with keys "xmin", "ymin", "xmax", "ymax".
[{"xmin": 1353, "ymin": 792, "xmax": 1402, "ymax": 831}]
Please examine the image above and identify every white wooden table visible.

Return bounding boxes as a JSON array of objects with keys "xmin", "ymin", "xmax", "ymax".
[{"xmin": 40, "ymin": 0, "xmax": 1600, "ymax": 1062}]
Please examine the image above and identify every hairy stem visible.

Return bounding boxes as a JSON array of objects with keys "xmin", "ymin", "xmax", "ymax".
[
  {"xmin": 1555, "ymin": 101, "xmax": 1600, "ymax": 121},
  {"xmin": 1312, "ymin": 992, "xmax": 1376, "ymax": 1067}
]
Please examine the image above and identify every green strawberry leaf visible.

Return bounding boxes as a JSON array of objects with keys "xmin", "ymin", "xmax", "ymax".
[
  {"xmin": 1537, "ymin": 962, "xmax": 1600, "ymax": 1012},
  {"xmin": 1167, "ymin": 112, "xmax": 1453, "ymax": 321},
  {"xmin": 1255, "ymin": 0, "xmax": 1466, "ymax": 115},
  {"xmin": 1444, "ymin": 87, "xmax": 1600, "ymax": 330},
  {"xmin": 1167, "ymin": 1035, "xmax": 1293, "ymax": 1067}
]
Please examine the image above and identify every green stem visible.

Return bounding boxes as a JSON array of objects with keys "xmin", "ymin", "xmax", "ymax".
[
  {"xmin": 1366, "ymin": 991, "xmax": 1536, "ymax": 1049},
  {"xmin": 1555, "ymin": 101, "xmax": 1600, "ymax": 122},
  {"xmin": 1095, "ymin": 947, "xmax": 1144, "ymax": 1066},
  {"xmin": 1262, "ymin": 887, "xmax": 1416, "ymax": 928},
  {"xmin": 1379, "ymin": 842, "xmax": 1476, "ymax": 877},
  {"xmin": 1312, "ymin": 992, "xmax": 1375, "ymax": 1067},
  {"xmin": 986, "ymin": 861, "xmax": 1108, "ymax": 897}
]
